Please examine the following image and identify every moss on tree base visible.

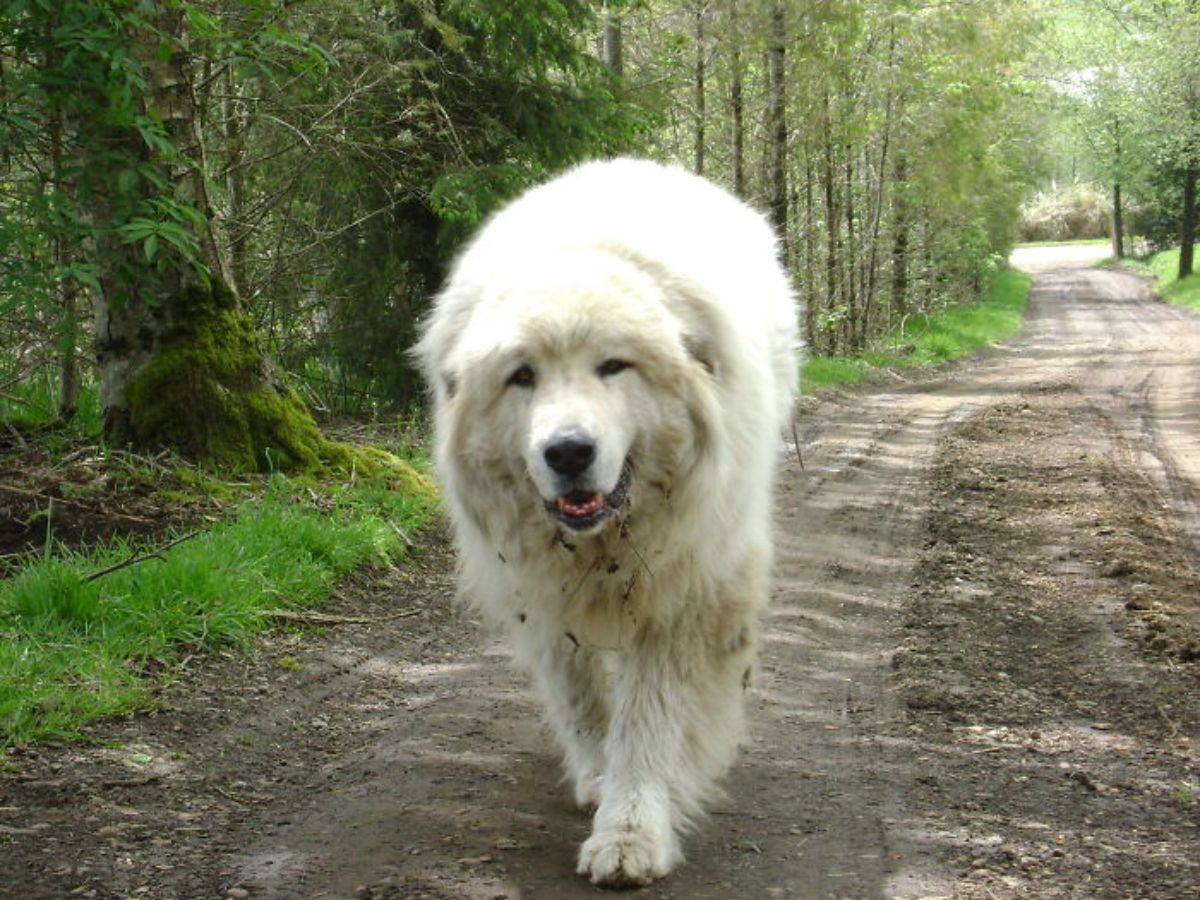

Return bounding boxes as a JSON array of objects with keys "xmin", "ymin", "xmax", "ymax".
[{"xmin": 125, "ymin": 291, "xmax": 433, "ymax": 497}]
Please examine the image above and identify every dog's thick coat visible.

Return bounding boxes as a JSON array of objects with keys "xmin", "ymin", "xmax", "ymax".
[{"xmin": 416, "ymin": 158, "xmax": 800, "ymax": 886}]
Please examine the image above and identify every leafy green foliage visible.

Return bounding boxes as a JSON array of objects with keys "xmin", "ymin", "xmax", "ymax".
[
  {"xmin": 0, "ymin": 377, "xmax": 101, "ymax": 437},
  {"xmin": 0, "ymin": 1, "xmax": 211, "ymax": 311},
  {"xmin": 260, "ymin": 1, "xmax": 644, "ymax": 406},
  {"xmin": 1043, "ymin": 1, "xmax": 1200, "ymax": 256}
]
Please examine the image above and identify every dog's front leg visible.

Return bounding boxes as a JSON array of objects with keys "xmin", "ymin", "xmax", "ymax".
[
  {"xmin": 516, "ymin": 627, "xmax": 610, "ymax": 809},
  {"xmin": 576, "ymin": 642, "xmax": 689, "ymax": 887}
]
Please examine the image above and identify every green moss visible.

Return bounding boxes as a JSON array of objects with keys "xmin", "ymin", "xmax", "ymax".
[
  {"xmin": 127, "ymin": 288, "xmax": 319, "ymax": 471},
  {"xmin": 126, "ymin": 287, "xmax": 435, "ymax": 498},
  {"xmin": 338, "ymin": 444, "xmax": 437, "ymax": 499}
]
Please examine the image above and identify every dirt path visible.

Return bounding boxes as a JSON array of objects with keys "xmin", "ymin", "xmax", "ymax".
[{"xmin": 4, "ymin": 246, "xmax": 1199, "ymax": 899}]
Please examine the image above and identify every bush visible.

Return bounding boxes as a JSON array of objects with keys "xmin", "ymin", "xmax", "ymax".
[{"xmin": 1019, "ymin": 184, "xmax": 1111, "ymax": 242}]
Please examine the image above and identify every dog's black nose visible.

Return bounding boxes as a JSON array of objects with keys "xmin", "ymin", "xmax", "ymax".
[{"xmin": 544, "ymin": 429, "xmax": 596, "ymax": 479}]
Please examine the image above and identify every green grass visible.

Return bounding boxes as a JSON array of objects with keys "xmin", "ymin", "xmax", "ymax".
[
  {"xmin": 802, "ymin": 268, "xmax": 1033, "ymax": 391},
  {"xmin": 1118, "ymin": 247, "xmax": 1200, "ymax": 314},
  {"xmin": 0, "ymin": 475, "xmax": 433, "ymax": 746},
  {"xmin": 0, "ymin": 377, "xmax": 102, "ymax": 437}
]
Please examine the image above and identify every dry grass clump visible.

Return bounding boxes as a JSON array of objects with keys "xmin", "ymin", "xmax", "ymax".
[{"xmin": 1019, "ymin": 184, "xmax": 1111, "ymax": 242}]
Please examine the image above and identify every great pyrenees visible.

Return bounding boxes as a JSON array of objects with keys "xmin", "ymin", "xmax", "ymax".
[{"xmin": 416, "ymin": 158, "xmax": 800, "ymax": 886}]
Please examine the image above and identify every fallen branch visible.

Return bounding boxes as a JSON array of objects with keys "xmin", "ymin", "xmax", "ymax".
[
  {"xmin": 260, "ymin": 607, "xmax": 424, "ymax": 625},
  {"xmin": 83, "ymin": 531, "xmax": 202, "ymax": 583},
  {"xmin": 260, "ymin": 609, "xmax": 372, "ymax": 625}
]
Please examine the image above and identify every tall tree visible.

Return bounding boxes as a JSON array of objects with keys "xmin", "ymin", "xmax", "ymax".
[
  {"xmin": 85, "ymin": 5, "xmax": 332, "ymax": 468},
  {"xmin": 766, "ymin": 1, "xmax": 787, "ymax": 247}
]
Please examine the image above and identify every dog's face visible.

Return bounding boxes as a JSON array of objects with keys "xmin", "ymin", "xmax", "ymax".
[
  {"xmin": 430, "ymin": 251, "xmax": 714, "ymax": 539},
  {"xmin": 512, "ymin": 344, "xmax": 637, "ymax": 534}
]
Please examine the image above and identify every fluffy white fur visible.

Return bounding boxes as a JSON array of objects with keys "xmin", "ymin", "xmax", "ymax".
[{"xmin": 415, "ymin": 158, "xmax": 800, "ymax": 886}]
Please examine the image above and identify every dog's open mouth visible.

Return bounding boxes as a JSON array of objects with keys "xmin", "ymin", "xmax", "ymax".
[{"xmin": 549, "ymin": 462, "xmax": 631, "ymax": 531}]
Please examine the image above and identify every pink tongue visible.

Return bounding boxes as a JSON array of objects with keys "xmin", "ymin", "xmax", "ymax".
[{"xmin": 559, "ymin": 491, "xmax": 604, "ymax": 517}]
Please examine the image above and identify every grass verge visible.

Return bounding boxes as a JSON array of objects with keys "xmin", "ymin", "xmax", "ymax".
[
  {"xmin": 802, "ymin": 267, "xmax": 1033, "ymax": 391},
  {"xmin": 1103, "ymin": 246, "xmax": 1200, "ymax": 312},
  {"xmin": 0, "ymin": 474, "xmax": 433, "ymax": 747}
]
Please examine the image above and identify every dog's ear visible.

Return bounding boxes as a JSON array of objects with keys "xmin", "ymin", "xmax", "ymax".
[
  {"xmin": 669, "ymin": 281, "xmax": 724, "ymax": 380},
  {"xmin": 412, "ymin": 283, "xmax": 472, "ymax": 402},
  {"xmin": 681, "ymin": 330, "xmax": 717, "ymax": 377},
  {"xmin": 618, "ymin": 250, "xmax": 725, "ymax": 380}
]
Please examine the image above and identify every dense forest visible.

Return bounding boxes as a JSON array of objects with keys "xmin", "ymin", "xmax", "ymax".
[{"xmin": 1, "ymin": 0, "xmax": 1198, "ymax": 470}]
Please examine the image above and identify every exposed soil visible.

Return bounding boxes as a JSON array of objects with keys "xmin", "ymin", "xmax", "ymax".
[
  {"xmin": 2, "ymin": 246, "xmax": 1199, "ymax": 899},
  {"xmin": 0, "ymin": 438, "xmax": 223, "ymax": 565}
]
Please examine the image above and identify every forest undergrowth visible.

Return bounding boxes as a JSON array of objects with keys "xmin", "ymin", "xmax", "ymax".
[
  {"xmin": 0, "ymin": 425, "xmax": 435, "ymax": 748},
  {"xmin": 802, "ymin": 267, "xmax": 1033, "ymax": 390}
]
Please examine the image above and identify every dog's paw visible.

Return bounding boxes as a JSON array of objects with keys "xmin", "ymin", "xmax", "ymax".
[{"xmin": 576, "ymin": 826, "xmax": 680, "ymax": 888}]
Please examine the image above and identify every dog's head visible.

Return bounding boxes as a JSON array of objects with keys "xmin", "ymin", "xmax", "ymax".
[{"xmin": 418, "ymin": 248, "xmax": 720, "ymax": 540}]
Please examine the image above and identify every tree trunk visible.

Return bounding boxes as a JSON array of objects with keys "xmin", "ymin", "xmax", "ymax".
[
  {"xmin": 1112, "ymin": 182, "xmax": 1125, "ymax": 259},
  {"xmin": 1111, "ymin": 117, "xmax": 1125, "ymax": 258},
  {"xmin": 90, "ymin": 9, "xmax": 330, "ymax": 471},
  {"xmin": 1181, "ymin": 166, "xmax": 1197, "ymax": 279},
  {"xmin": 891, "ymin": 153, "xmax": 910, "ymax": 323},
  {"xmin": 693, "ymin": 2, "xmax": 706, "ymax": 176},
  {"xmin": 767, "ymin": 1, "xmax": 787, "ymax": 248},
  {"xmin": 602, "ymin": 2, "xmax": 623, "ymax": 76},
  {"xmin": 803, "ymin": 148, "xmax": 818, "ymax": 352},
  {"xmin": 727, "ymin": 0, "xmax": 745, "ymax": 198},
  {"xmin": 844, "ymin": 146, "xmax": 859, "ymax": 349},
  {"xmin": 46, "ymin": 30, "xmax": 78, "ymax": 421},
  {"xmin": 58, "ymin": 272, "xmax": 79, "ymax": 422},
  {"xmin": 822, "ymin": 93, "xmax": 841, "ymax": 354},
  {"xmin": 862, "ymin": 30, "xmax": 896, "ymax": 346},
  {"xmin": 221, "ymin": 66, "xmax": 250, "ymax": 297}
]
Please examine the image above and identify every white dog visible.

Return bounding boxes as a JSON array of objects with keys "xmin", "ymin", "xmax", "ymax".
[{"xmin": 415, "ymin": 158, "xmax": 799, "ymax": 886}]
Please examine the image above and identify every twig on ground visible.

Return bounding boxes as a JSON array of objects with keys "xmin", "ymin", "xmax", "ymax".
[
  {"xmin": 1157, "ymin": 704, "xmax": 1181, "ymax": 736},
  {"xmin": 389, "ymin": 521, "xmax": 415, "ymax": 548},
  {"xmin": 791, "ymin": 414, "xmax": 805, "ymax": 470},
  {"xmin": 261, "ymin": 609, "xmax": 372, "ymax": 625},
  {"xmin": 83, "ymin": 530, "xmax": 202, "ymax": 583},
  {"xmin": 4, "ymin": 421, "xmax": 27, "ymax": 450},
  {"xmin": 261, "ymin": 607, "xmax": 423, "ymax": 625}
]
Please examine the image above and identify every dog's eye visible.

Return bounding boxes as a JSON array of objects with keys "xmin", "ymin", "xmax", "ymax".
[
  {"xmin": 507, "ymin": 364, "xmax": 536, "ymax": 389},
  {"xmin": 597, "ymin": 359, "xmax": 632, "ymax": 378}
]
